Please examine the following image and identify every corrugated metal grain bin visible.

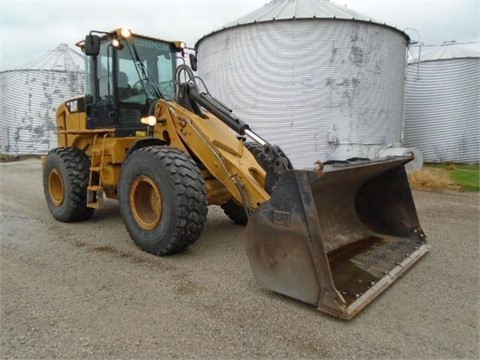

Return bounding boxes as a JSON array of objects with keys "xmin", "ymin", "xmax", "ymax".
[
  {"xmin": 0, "ymin": 44, "xmax": 85, "ymax": 155},
  {"xmin": 404, "ymin": 42, "xmax": 480, "ymax": 164},
  {"xmin": 195, "ymin": 0, "xmax": 410, "ymax": 168}
]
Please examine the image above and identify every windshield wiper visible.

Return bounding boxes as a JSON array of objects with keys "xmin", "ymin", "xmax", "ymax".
[{"xmin": 129, "ymin": 44, "xmax": 163, "ymax": 99}]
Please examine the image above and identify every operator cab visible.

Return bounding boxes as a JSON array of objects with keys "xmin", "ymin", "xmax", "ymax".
[{"xmin": 77, "ymin": 29, "xmax": 186, "ymax": 137}]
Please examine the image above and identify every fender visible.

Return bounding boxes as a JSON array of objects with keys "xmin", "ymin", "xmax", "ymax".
[{"xmin": 125, "ymin": 138, "xmax": 168, "ymax": 158}]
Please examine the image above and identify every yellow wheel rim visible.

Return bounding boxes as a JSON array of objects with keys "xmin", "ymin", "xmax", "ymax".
[
  {"xmin": 49, "ymin": 169, "xmax": 65, "ymax": 206},
  {"xmin": 130, "ymin": 175, "xmax": 163, "ymax": 231}
]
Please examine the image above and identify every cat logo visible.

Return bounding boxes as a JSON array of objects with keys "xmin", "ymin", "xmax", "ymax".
[
  {"xmin": 66, "ymin": 100, "xmax": 78, "ymax": 113},
  {"xmin": 273, "ymin": 210, "xmax": 291, "ymax": 227},
  {"xmin": 135, "ymin": 130, "xmax": 147, "ymax": 137}
]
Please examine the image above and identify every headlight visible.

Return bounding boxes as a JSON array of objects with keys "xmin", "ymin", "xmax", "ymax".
[
  {"xmin": 140, "ymin": 116, "xmax": 157, "ymax": 126},
  {"xmin": 112, "ymin": 39, "xmax": 123, "ymax": 49},
  {"xmin": 119, "ymin": 28, "xmax": 132, "ymax": 39}
]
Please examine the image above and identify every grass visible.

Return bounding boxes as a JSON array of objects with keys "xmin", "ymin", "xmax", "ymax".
[
  {"xmin": 447, "ymin": 164, "xmax": 480, "ymax": 192},
  {"xmin": 409, "ymin": 163, "xmax": 479, "ymax": 192}
]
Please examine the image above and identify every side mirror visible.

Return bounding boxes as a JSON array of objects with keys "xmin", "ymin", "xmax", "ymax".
[
  {"xmin": 85, "ymin": 34, "xmax": 100, "ymax": 56},
  {"xmin": 189, "ymin": 53, "xmax": 198, "ymax": 72}
]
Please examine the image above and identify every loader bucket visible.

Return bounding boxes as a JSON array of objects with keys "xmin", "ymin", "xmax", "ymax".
[{"xmin": 245, "ymin": 156, "xmax": 429, "ymax": 319}]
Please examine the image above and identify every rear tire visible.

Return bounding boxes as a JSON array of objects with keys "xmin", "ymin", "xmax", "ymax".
[
  {"xmin": 221, "ymin": 142, "xmax": 292, "ymax": 225},
  {"xmin": 43, "ymin": 147, "xmax": 94, "ymax": 222},
  {"xmin": 244, "ymin": 142, "xmax": 292, "ymax": 193},
  {"xmin": 119, "ymin": 146, "xmax": 208, "ymax": 255},
  {"xmin": 221, "ymin": 200, "xmax": 249, "ymax": 226}
]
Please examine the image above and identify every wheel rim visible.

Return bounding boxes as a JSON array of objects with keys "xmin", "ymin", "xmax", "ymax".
[
  {"xmin": 130, "ymin": 175, "xmax": 163, "ymax": 231},
  {"xmin": 49, "ymin": 168, "xmax": 65, "ymax": 206}
]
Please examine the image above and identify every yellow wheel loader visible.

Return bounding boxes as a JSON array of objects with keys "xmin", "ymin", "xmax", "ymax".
[{"xmin": 42, "ymin": 29, "xmax": 429, "ymax": 319}]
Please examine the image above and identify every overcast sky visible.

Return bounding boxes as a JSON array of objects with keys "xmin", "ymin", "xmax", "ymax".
[{"xmin": 0, "ymin": 0, "xmax": 478, "ymax": 70}]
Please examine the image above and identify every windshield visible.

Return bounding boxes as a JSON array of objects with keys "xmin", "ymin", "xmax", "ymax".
[{"xmin": 118, "ymin": 36, "xmax": 176, "ymax": 102}]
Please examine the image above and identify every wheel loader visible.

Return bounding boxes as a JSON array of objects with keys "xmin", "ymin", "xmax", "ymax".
[{"xmin": 42, "ymin": 28, "xmax": 429, "ymax": 319}]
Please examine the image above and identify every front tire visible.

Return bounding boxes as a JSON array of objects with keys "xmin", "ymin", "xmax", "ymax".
[
  {"xmin": 119, "ymin": 146, "xmax": 208, "ymax": 255},
  {"xmin": 43, "ymin": 147, "xmax": 94, "ymax": 222}
]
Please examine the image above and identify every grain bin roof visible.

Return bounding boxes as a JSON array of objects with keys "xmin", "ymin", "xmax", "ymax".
[
  {"xmin": 4, "ymin": 43, "xmax": 84, "ymax": 72},
  {"xmin": 413, "ymin": 41, "xmax": 480, "ymax": 63},
  {"xmin": 196, "ymin": 0, "xmax": 409, "ymax": 48},
  {"xmin": 226, "ymin": 0, "xmax": 374, "ymax": 24}
]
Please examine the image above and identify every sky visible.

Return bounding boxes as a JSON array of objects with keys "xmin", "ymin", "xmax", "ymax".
[{"xmin": 0, "ymin": 0, "xmax": 479, "ymax": 70}]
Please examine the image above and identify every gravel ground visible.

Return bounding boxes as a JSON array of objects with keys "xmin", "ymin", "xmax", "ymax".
[{"xmin": 1, "ymin": 159, "xmax": 479, "ymax": 359}]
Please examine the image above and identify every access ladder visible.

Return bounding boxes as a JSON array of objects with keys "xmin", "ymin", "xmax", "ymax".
[{"xmin": 87, "ymin": 133, "xmax": 109, "ymax": 209}]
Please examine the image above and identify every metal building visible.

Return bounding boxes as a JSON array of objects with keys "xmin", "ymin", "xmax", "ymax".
[
  {"xmin": 196, "ymin": 0, "xmax": 412, "ymax": 168},
  {"xmin": 404, "ymin": 42, "xmax": 480, "ymax": 164},
  {"xmin": 0, "ymin": 44, "xmax": 85, "ymax": 155}
]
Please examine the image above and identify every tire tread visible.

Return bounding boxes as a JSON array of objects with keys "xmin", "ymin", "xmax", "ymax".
[
  {"xmin": 121, "ymin": 146, "xmax": 207, "ymax": 255},
  {"xmin": 43, "ymin": 147, "xmax": 94, "ymax": 222}
]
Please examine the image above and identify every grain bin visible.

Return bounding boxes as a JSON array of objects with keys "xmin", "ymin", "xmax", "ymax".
[
  {"xmin": 0, "ymin": 44, "xmax": 85, "ymax": 155},
  {"xmin": 404, "ymin": 42, "xmax": 480, "ymax": 164},
  {"xmin": 195, "ymin": 0, "xmax": 411, "ymax": 168}
]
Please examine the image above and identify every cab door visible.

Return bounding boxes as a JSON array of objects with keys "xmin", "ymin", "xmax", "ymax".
[
  {"xmin": 85, "ymin": 40, "xmax": 116, "ymax": 129},
  {"xmin": 115, "ymin": 53, "xmax": 150, "ymax": 137}
]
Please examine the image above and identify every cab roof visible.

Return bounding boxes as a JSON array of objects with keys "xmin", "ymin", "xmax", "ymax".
[{"xmin": 75, "ymin": 28, "xmax": 184, "ymax": 50}]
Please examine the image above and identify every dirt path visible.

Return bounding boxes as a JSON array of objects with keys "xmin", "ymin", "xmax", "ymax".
[{"xmin": 1, "ymin": 159, "xmax": 479, "ymax": 359}]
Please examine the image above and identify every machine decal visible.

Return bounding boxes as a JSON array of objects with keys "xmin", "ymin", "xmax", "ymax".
[{"xmin": 65, "ymin": 97, "xmax": 85, "ymax": 114}]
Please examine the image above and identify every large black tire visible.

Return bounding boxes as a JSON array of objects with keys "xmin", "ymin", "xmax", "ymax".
[
  {"xmin": 221, "ymin": 142, "xmax": 292, "ymax": 225},
  {"xmin": 43, "ymin": 147, "xmax": 94, "ymax": 222},
  {"xmin": 244, "ymin": 142, "xmax": 293, "ymax": 193},
  {"xmin": 221, "ymin": 200, "xmax": 249, "ymax": 226},
  {"xmin": 119, "ymin": 146, "xmax": 208, "ymax": 255}
]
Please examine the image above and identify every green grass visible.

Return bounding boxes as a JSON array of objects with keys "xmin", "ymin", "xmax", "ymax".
[{"xmin": 425, "ymin": 163, "xmax": 479, "ymax": 192}]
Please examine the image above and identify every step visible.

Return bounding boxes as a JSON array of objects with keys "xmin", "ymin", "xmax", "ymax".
[
  {"xmin": 90, "ymin": 166, "xmax": 101, "ymax": 172},
  {"xmin": 87, "ymin": 202, "xmax": 99, "ymax": 209},
  {"xmin": 87, "ymin": 186, "xmax": 104, "ymax": 209},
  {"xmin": 88, "ymin": 185, "xmax": 103, "ymax": 192}
]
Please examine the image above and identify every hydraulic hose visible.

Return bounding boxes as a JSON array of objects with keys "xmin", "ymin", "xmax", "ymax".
[{"xmin": 188, "ymin": 86, "xmax": 250, "ymax": 135}]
